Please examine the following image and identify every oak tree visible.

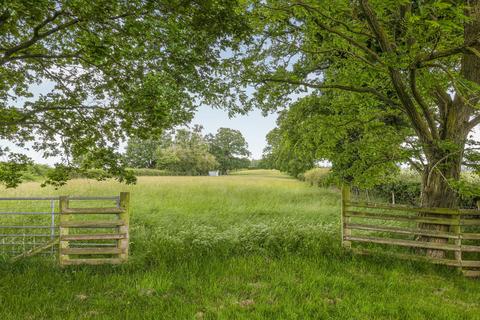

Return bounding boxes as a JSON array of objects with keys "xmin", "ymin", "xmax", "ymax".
[{"xmin": 206, "ymin": 127, "xmax": 250, "ymax": 174}]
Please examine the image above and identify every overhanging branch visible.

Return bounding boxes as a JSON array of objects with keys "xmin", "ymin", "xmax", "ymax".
[
  {"xmin": 416, "ymin": 40, "xmax": 480, "ymax": 66},
  {"xmin": 260, "ymin": 77, "xmax": 400, "ymax": 108},
  {"xmin": 409, "ymin": 68, "xmax": 439, "ymax": 139},
  {"xmin": 359, "ymin": 0, "xmax": 433, "ymax": 144},
  {"xmin": 468, "ymin": 115, "xmax": 480, "ymax": 131}
]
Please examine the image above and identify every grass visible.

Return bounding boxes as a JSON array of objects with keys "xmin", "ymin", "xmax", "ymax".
[{"xmin": 0, "ymin": 170, "xmax": 479, "ymax": 319}]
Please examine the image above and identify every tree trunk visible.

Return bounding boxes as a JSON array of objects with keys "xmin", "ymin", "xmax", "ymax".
[
  {"xmin": 420, "ymin": 133, "xmax": 466, "ymax": 258},
  {"xmin": 421, "ymin": 154, "xmax": 462, "ymax": 209},
  {"xmin": 420, "ymin": 160, "xmax": 459, "ymax": 258}
]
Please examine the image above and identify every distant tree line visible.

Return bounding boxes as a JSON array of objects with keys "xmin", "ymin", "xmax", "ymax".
[{"xmin": 124, "ymin": 126, "xmax": 251, "ymax": 175}]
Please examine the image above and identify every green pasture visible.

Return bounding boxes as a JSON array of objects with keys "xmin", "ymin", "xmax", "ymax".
[{"xmin": 0, "ymin": 170, "xmax": 479, "ymax": 319}]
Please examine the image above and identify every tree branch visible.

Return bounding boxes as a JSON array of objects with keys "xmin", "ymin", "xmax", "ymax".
[
  {"xmin": 266, "ymin": 2, "xmax": 382, "ymax": 64},
  {"xmin": 409, "ymin": 68, "xmax": 439, "ymax": 139},
  {"xmin": 1, "ymin": 17, "xmax": 80, "ymax": 61},
  {"xmin": 3, "ymin": 53, "xmax": 80, "ymax": 63},
  {"xmin": 292, "ymin": 1, "xmax": 374, "ymax": 38},
  {"xmin": 416, "ymin": 39, "xmax": 480, "ymax": 66},
  {"xmin": 33, "ymin": 10, "xmax": 64, "ymax": 37},
  {"xmin": 359, "ymin": 0, "xmax": 433, "ymax": 144},
  {"xmin": 432, "ymin": 85, "xmax": 451, "ymax": 127},
  {"xmin": 310, "ymin": 17, "xmax": 383, "ymax": 64},
  {"xmin": 407, "ymin": 158, "xmax": 424, "ymax": 173},
  {"xmin": 260, "ymin": 77, "xmax": 400, "ymax": 108},
  {"xmin": 468, "ymin": 114, "xmax": 480, "ymax": 131}
]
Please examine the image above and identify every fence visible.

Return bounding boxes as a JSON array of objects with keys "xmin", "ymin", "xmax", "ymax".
[
  {"xmin": 0, "ymin": 197, "xmax": 57, "ymax": 257},
  {"xmin": 341, "ymin": 186, "xmax": 480, "ymax": 277},
  {"xmin": 59, "ymin": 192, "xmax": 130, "ymax": 266},
  {"xmin": 0, "ymin": 193, "xmax": 130, "ymax": 265}
]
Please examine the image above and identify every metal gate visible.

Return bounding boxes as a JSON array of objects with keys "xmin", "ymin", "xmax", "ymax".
[{"xmin": 0, "ymin": 195, "xmax": 122, "ymax": 260}]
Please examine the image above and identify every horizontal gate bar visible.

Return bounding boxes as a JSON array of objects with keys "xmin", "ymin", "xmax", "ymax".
[
  {"xmin": 69, "ymin": 196, "xmax": 119, "ymax": 200},
  {"xmin": 0, "ymin": 226, "xmax": 57, "ymax": 229},
  {"xmin": 347, "ymin": 201, "xmax": 480, "ymax": 215},
  {"xmin": 345, "ymin": 210, "xmax": 459, "ymax": 225},
  {"xmin": 345, "ymin": 223, "xmax": 460, "ymax": 239},
  {"xmin": 0, "ymin": 196, "xmax": 119, "ymax": 201},
  {"xmin": 0, "ymin": 212, "xmax": 52, "ymax": 215},
  {"xmin": 0, "ymin": 242, "xmax": 55, "ymax": 245},
  {"xmin": 0, "ymin": 234, "xmax": 51, "ymax": 237},
  {"xmin": 345, "ymin": 235, "xmax": 460, "ymax": 251}
]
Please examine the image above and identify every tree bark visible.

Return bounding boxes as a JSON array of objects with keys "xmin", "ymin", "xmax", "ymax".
[
  {"xmin": 420, "ymin": 126, "xmax": 469, "ymax": 258},
  {"xmin": 420, "ymin": 153, "xmax": 460, "ymax": 258}
]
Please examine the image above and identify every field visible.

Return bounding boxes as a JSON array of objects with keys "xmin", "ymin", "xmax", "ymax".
[{"xmin": 0, "ymin": 170, "xmax": 479, "ymax": 319}]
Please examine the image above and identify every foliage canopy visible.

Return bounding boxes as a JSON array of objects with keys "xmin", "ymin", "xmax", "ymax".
[
  {"xmin": 0, "ymin": 0, "xmax": 246, "ymax": 187},
  {"xmin": 226, "ymin": 0, "xmax": 480, "ymax": 207},
  {"xmin": 157, "ymin": 126, "xmax": 218, "ymax": 176}
]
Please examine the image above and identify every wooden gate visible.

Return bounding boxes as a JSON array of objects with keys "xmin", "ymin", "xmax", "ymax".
[
  {"xmin": 341, "ymin": 186, "xmax": 480, "ymax": 277},
  {"xmin": 59, "ymin": 192, "xmax": 130, "ymax": 266}
]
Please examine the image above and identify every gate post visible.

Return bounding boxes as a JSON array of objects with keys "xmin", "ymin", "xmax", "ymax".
[
  {"xmin": 59, "ymin": 196, "xmax": 70, "ymax": 265},
  {"xmin": 118, "ymin": 192, "xmax": 130, "ymax": 261},
  {"xmin": 453, "ymin": 213, "xmax": 462, "ymax": 272},
  {"xmin": 341, "ymin": 185, "xmax": 351, "ymax": 249}
]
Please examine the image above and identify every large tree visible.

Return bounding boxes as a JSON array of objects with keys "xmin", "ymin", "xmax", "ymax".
[
  {"xmin": 261, "ymin": 117, "xmax": 318, "ymax": 178},
  {"xmin": 124, "ymin": 134, "xmax": 171, "ymax": 169},
  {"xmin": 0, "ymin": 0, "xmax": 246, "ymax": 187},
  {"xmin": 206, "ymin": 127, "xmax": 250, "ymax": 174},
  {"xmin": 157, "ymin": 125, "xmax": 218, "ymax": 175},
  {"xmin": 225, "ymin": 0, "xmax": 480, "ymax": 210}
]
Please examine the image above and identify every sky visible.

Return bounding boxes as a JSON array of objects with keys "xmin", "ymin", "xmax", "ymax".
[{"xmin": 192, "ymin": 106, "xmax": 277, "ymax": 159}]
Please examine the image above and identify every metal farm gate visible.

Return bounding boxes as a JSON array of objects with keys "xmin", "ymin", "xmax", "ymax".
[
  {"xmin": 0, "ymin": 194, "xmax": 129, "ymax": 265},
  {"xmin": 0, "ymin": 196, "xmax": 58, "ymax": 257}
]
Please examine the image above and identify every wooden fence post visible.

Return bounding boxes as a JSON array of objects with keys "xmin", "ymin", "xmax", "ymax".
[
  {"xmin": 341, "ymin": 185, "xmax": 351, "ymax": 249},
  {"xmin": 118, "ymin": 192, "xmax": 130, "ymax": 261},
  {"xmin": 453, "ymin": 213, "xmax": 462, "ymax": 272},
  {"xmin": 59, "ymin": 196, "xmax": 69, "ymax": 265}
]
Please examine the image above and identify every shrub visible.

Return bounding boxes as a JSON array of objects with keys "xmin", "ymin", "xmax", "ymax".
[
  {"xmin": 452, "ymin": 173, "xmax": 480, "ymax": 208},
  {"xmin": 361, "ymin": 171, "xmax": 478, "ymax": 208},
  {"xmin": 302, "ymin": 168, "xmax": 479, "ymax": 208},
  {"xmin": 130, "ymin": 168, "xmax": 168, "ymax": 176},
  {"xmin": 21, "ymin": 164, "xmax": 52, "ymax": 181},
  {"xmin": 303, "ymin": 168, "xmax": 333, "ymax": 187},
  {"xmin": 373, "ymin": 171, "xmax": 421, "ymax": 205}
]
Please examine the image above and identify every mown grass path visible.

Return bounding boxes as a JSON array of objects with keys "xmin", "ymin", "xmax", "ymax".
[{"xmin": 0, "ymin": 170, "xmax": 479, "ymax": 319}]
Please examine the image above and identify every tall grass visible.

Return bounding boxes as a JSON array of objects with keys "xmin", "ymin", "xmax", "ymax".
[{"xmin": 0, "ymin": 170, "xmax": 479, "ymax": 319}]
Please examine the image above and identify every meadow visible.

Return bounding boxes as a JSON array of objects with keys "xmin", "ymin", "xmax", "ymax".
[{"xmin": 0, "ymin": 170, "xmax": 479, "ymax": 319}]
